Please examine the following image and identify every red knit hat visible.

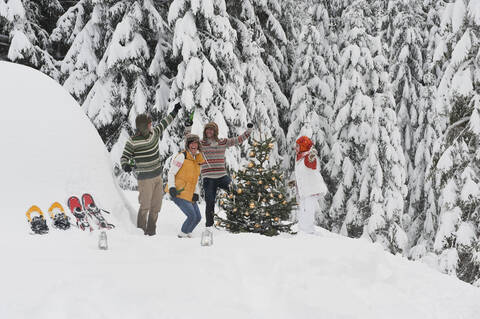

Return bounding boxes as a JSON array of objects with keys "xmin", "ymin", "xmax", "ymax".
[{"xmin": 296, "ymin": 136, "xmax": 313, "ymax": 152}]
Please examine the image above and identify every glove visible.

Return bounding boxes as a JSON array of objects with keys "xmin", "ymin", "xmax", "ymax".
[
  {"xmin": 308, "ymin": 148, "xmax": 318, "ymax": 162},
  {"xmin": 170, "ymin": 102, "xmax": 182, "ymax": 117},
  {"xmin": 247, "ymin": 123, "xmax": 253, "ymax": 129},
  {"xmin": 169, "ymin": 187, "xmax": 178, "ymax": 198},
  {"xmin": 185, "ymin": 110, "xmax": 194, "ymax": 127},
  {"xmin": 192, "ymin": 194, "xmax": 199, "ymax": 202},
  {"xmin": 122, "ymin": 164, "xmax": 132, "ymax": 173}
]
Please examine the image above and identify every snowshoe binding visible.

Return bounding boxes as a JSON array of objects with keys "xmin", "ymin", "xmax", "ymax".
[
  {"xmin": 26, "ymin": 205, "xmax": 49, "ymax": 235},
  {"xmin": 47, "ymin": 202, "xmax": 70, "ymax": 230},
  {"xmin": 81, "ymin": 193, "xmax": 114, "ymax": 230},
  {"xmin": 67, "ymin": 196, "xmax": 93, "ymax": 231}
]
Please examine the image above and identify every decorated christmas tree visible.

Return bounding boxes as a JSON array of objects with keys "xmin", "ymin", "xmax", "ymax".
[{"xmin": 215, "ymin": 137, "xmax": 296, "ymax": 236}]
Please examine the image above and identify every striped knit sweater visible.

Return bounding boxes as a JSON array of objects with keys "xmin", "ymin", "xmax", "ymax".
[
  {"xmin": 121, "ymin": 114, "xmax": 174, "ymax": 180},
  {"xmin": 186, "ymin": 126, "xmax": 252, "ymax": 179}
]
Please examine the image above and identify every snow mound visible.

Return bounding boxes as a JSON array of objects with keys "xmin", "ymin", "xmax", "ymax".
[{"xmin": 0, "ymin": 62, "xmax": 135, "ymax": 235}]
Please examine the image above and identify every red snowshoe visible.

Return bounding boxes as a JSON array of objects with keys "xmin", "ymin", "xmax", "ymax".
[
  {"xmin": 67, "ymin": 196, "xmax": 93, "ymax": 231},
  {"xmin": 81, "ymin": 193, "xmax": 114, "ymax": 230}
]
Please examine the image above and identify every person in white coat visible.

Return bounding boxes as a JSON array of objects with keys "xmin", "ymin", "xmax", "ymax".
[{"xmin": 293, "ymin": 136, "xmax": 327, "ymax": 234}]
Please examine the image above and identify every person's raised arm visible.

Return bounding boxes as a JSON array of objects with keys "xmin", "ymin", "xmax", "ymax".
[
  {"xmin": 225, "ymin": 123, "xmax": 253, "ymax": 147},
  {"xmin": 154, "ymin": 103, "xmax": 182, "ymax": 136}
]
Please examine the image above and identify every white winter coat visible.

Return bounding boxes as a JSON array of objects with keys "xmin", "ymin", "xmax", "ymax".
[{"xmin": 294, "ymin": 151, "xmax": 327, "ymax": 199}]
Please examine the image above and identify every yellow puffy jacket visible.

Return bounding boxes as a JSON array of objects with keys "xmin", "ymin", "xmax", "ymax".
[{"xmin": 165, "ymin": 151, "xmax": 205, "ymax": 202}]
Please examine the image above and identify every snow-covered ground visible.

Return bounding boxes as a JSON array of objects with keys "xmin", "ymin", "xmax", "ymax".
[
  {"xmin": 1, "ymin": 62, "xmax": 480, "ymax": 319},
  {"xmin": 2, "ymin": 195, "xmax": 480, "ymax": 319}
]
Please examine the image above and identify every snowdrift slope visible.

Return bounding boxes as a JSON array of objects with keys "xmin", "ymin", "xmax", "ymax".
[{"xmin": 0, "ymin": 61, "xmax": 134, "ymax": 233}]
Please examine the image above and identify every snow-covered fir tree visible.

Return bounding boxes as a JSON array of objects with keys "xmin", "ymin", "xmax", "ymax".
[
  {"xmin": 383, "ymin": 0, "xmax": 425, "ymax": 225},
  {"xmin": 223, "ymin": 0, "xmax": 291, "ymax": 162},
  {"xmin": 406, "ymin": 0, "xmax": 444, "ymax": 257},
  {"xmin": 328, "ymin": 0, "xmax": 408, "ymax": 253},
  {"xmin": 227, "ymin": 0, "xmax": 291, "ymax": 140},
  {"xmin": 287, "ymin": 2, "xmax": 335, "ymax": 169},
  {"xmin": 428, "ymin": 0, "xmax": 480, "ymax": 285},
  {"xmin": 0, "ymin": 0, "xmax": 62, "ymax": 79},
  {"xmin": 84, "ymin": 0, "xmax": 170, "ymax": 147},
  {"xmin": 51, "ymin": 0, "xmax": 105, "ymax": 104}
]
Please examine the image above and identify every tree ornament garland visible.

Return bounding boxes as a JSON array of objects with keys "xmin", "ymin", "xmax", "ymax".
[{"xmin": 215, "ymin": 137, "xmax": 296, "ymax": 236}]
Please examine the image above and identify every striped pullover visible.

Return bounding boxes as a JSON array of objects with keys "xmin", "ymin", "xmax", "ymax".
[
  {"xmin": 121, "ymin": 114, "xmax": 174, "ymax": 180},
  {"xmin": 185, "ymin": 126, "xmax": 252, "ymax": 179}
]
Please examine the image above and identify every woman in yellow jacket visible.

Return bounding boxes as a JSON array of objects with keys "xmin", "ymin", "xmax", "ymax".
[{"xmin": 167, "ymin": 134, "xmax": 205, "ymax": 238}]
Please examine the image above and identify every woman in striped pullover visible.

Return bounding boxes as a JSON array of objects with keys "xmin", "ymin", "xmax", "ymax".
[
  {"xmin": 186, "ymin": 121, "xmax": 253, "ymax": 228},
  {"xmin": 121, "ymin": 103, "xmax": 181, "ymax": 235}
]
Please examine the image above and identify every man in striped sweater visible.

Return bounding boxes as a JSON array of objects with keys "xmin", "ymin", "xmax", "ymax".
[
  {"xmin": 186, "ymin": 121, "xmax": 253, "ymax": 228},
  {"xmin": 121, "ymin": 103, "xmax": 181, "ymax": 235}
]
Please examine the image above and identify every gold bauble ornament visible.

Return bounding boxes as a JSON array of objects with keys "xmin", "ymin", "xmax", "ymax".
[
  {"xmin": 233, "ymin": 208, "xmax": 237, "ymax": 213},
  {"xmin": 254, "ymin": 224, "xmax": 261, "ymax": 229},
  {"xmin": 270, "ymin": 193, "xmax": 274, "ymax": 198},
  {"xmin": 258, "ymin": 180, "xmax": 263, "ymax": 185},
  {"xmin": 262, "ymin": 198, "xmax": 267, "ymax": 203},
  {"xmin": 228, "ymin": 194, "xmax": 234, "ymax": 199},
  {"xmin": 259, "ymin": 168, "xmax": 263, "ymax": 172},
  {"xmin": 248, "ymin": 162, "xmax": 254, "ymax": 168},
  {"xmin": 249, "ymin": 151, "xmax": 255, "ymax": 157},
  {"xmin": 282, "ymin": 200, "xmax": 287, "ymax": 205},
  {"xmin": 278, "ymin": 194, "xmax": 283, "ymax": 199},
  {"xmin": 220, "ymin": 200, "xmax": 224, "ymax": 205},
  {"xmin": 274, "ymin": 217, "xmax": 280, "ymax": 222},
  {"xmin": 226, "ymin": 224, "xmax": 230, "ymax": 228},
  {"xmin": 222, "ymin": 193, "xmax": 227, "ymax": 198},
  {"xmin": 253, "ymin": 141, "xmax": 258, "ymax": 147},
  {"xmin": 266, "ymin": 212, "xmax": 270, "ymax": 217},
  {"xmin": 237, "ymin": 188, "xmax": 243, "ymax": 194},
  {"xmin": 249, "ymin": 202, "xmax": 255, "ymax": 209},
  {"xmin": 272, "ymin": 177, "xmax": 276, "ymax": 181},
  {"xmin": 245, "ymin": 212, "xmax": 250, "ymax": 216},
  {"xmin": 246, "ymin": 181, "xmax": 251, "ymax": 186},
  {"xmin": 268, "ymin": 143, "xmax": 274, "ymax": 149}
]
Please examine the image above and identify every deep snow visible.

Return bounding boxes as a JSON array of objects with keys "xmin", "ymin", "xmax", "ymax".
[{"xmin": 1, "ymin": 62, "xmax": 480, "ymax": 319}]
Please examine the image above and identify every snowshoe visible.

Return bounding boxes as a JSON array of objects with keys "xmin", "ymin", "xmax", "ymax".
[
  {"xmin": 81, "ymin": 193, "xmax": 114, "ymax": 230},
  {"xmin": 67, "ymin": 196, "xmax": 93, "ymax": 231},
  {"xmin": 26, "ymin": 205, "xmax": 49, "ymax": 235},
  {"xmin": 47, "ymin": 202, "xmax": 70, "ymax": 230}
]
